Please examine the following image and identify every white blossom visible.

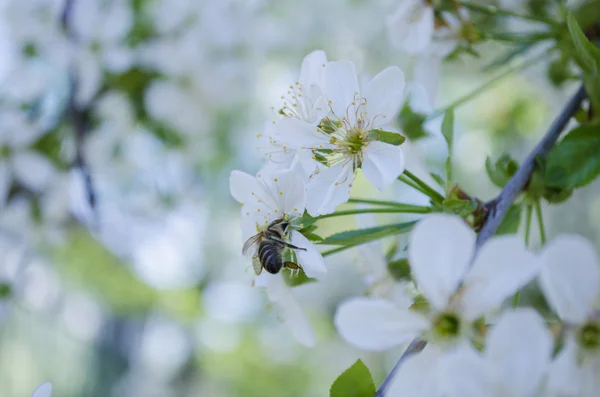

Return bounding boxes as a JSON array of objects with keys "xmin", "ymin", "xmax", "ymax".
[
  {"xmin": 386, "ymin": 309, "xmax": 552, "ymax": 397},
  {"xmin": 335, "ymin": 214, "xmax": 540, "ymax": 351},
  {"xmin": 538, "ymin": 235, "xmax": 600, "ymax": 397},
  {"xmin": 277, "ymin": 60, "xmax": 406, "ymax": 215}
]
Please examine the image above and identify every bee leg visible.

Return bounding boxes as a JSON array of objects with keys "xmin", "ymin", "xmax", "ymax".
[
  {"xmin": 280, "ymin": 241, "xmax": 307, "ymax": 251},
  {"xmin": 284, "ymin": 262, "xmax": 303, "ymax": 278}
]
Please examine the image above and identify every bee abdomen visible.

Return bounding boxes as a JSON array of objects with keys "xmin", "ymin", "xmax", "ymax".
[{"xmin": 258, "ymin": 242, "xmax": 283, "ymax": 274}]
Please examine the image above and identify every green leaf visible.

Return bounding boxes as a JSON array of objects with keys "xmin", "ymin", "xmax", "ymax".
[
  {"xmin": 584, "ymin": 74, "xmax": 600, "ymax": 118},
  {"xmin": 485, "ymin": 154, "xmax": 519, "ymax": 188},
  {"xmin": 496, "ymin": 204, "xmax": 522, "ymax": 235},
  {"xmin": 430, "ymin": 172, "xmax": 445, "ymax": 188},
  {"xmin": 398, "ymin": 101, "xmax": 429, "ymax": 140},
  {"xmin": 0, "ymin": 282, "xmax": 12, "ymax": 299},
  {"xmin": 368, "ymin": 129, "xmax": 406, "ymax": 146},
  {"xmin": 442, "ymin": 199, "xmax": 477, "ymax": 217},
  {"xmin": 284, "ymin": 271, "xmax": 317, "ymax": 287},
  {"xmin": 320, "ymin": 221, "xmax": 416, "ymax": 246},
  {"xmin": 442, "ymin": 109, "xmax": 454, "ymax": 187},
  {"xmin": 387, "ymin": 259, "xmax": 411, "ymax": 280},
  {"xmin": 574, "ymin": 0, "xmax": 600, "ymax": 31},
  {"xmin": 330, "ymin": 360, "xmax": 376, "ymax": 397},
  {"xmin": 545, "ymin": 125, "xmax": 600, "ymax": 189},
  {"xmin": 567, "ymin": 12, "xmax": 600, "ymax": 74},
  {"xmin": 298, "ymin": 212, "xmax": 318, "ymax": 228}
]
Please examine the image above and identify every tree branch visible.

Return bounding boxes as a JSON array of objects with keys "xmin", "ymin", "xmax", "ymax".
[
  {"xmin": 373, "ymin": 84, "xmax": 587, "ymax": 397},
  {"xmin": 476, "ymin": 84, "xmax": 587, "ymax": 247}
]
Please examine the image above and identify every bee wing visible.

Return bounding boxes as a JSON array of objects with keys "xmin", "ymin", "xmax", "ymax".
[
  {"xmin": 242, "ymin": 233, "xmax": 262, "ymax": 256},
  {"xmin": 252, "ymin": 255, "xmax": 263, "ymax": 276}
]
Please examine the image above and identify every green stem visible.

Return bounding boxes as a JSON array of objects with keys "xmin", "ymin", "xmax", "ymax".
[
  {"xmin": 348, "ymin": 198, "xmax": 423, "ymax": 208},
  {"xmin": 535, "ymin": 200, "xmax": 547, "ymax": 245},
  {"xmin": 514, "ymin": 204, "xmax": 533, "ymax": 308},
  {"xmin": 401, "ymin": 170, "xmax": 445, "ymax": 204},
  {"xmin": 524, "ymin": 204, "xmax": 533, "ymax": 247},
  {"xmin": 427, "ymin": 51, "xmax": 550, "ymax": 120},
  {"xmin": 481, "ymin": 31, "xmax": 557, "ymax": 43},
  {"xmin": 316, "ymin": 207, "xmax": 431, "ymax": 220},
  {"xmin": 457, "ymin": 1, "xmax": 560, "ymax": 25}
]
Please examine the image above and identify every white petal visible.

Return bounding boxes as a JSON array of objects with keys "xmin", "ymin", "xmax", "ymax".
[
  {"xmin": 268, "ymin": 169, "xmax": 306, "ymax": 218},
  {"xmin": 362, "ymin": 141, "xmax": 405, "ymax": 191},
  {"xmin": 461, "ymin": 236, "xmax": 541, "ymax": 320},
  {"xmin": 32, "ymin": 382, "xmax": 52, "ymax": 397},
  {"xmin": 408, "ymin": 214, "xmax": 475, "ymax": 310},
  {"xmin": 387, "ymin": 344, "xmax": 444, "ymax": 397},
  {"xmin": 264, "ymin": 274, "xmax": 316, "ymax": 347},
  {"xmin": 230, "ymin": 170, "xmax": 260, "ymax": 204},
  {"xmin": 276, "ymin": 116, "xmax": 333, "ymax": 152},
  {"xmin": 12, "ymin": 152, "xmax": 55, "ymax": 192},
  {"xmin": 323, "ymin": 61, "xmax": 359, "ymax": 118},
  {"xmin": 439, "ymin": 345, "xmax": 488, "ymax": 397},
  {"xmin": 364, "ymin": 66, "xmax": 405, "ymax": 123},
  {"xmin": 539, "ymin": 234, "xmax": 600, "ymax": 323},
  {"xmin": 413, "ymin": 54, "xmax": 442, "ymax": 108},
  {"xmin": 305, "ymin": 163, "xmax": 353, "ymax": 216},
  {"xmin": 545, "ymin": 337, "xmax": 582, "ymax": 397},
  {"xmin": 485, "ymin": 309, "xmax": 552, "ymax": 397},
  {"xmin": 299, "ymin": 50, "xmax": 327, "ymax": 88},
  {"xmin": 335, "ymin": 298, "xmax": 428, "ymax": 351},
  {"xmin": 291, "ymin": 231, "xmax": 326, "ymax": 277},
  {"xmin": 403, "ymin": 6, "xmax": 435, "ymax": 55}
]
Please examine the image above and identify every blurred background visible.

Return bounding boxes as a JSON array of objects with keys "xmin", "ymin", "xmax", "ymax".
[{"xmin": 0, "ymin": 0, "xmax": 592, "ymax": 396}]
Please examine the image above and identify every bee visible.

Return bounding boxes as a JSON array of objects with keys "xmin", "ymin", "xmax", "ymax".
[{"xmin": 243, "ymin": 218, "xmax": 306, "ymax": 276}]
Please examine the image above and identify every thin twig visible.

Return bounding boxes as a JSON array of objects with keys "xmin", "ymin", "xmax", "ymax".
[
  {"xmin": 61, "ymin": 0, "xmax": 98, "ymax": 215},
  {"xmin": 476, "ymin": 85, "xmax": 586, "ymax": 247},
  {"xmin": 373, "ymin": 84, "xmax": 587, "ymax": 397},
  {"xmin": 373, "ymin": 338, "xmax": 427, "ymax": 397}
]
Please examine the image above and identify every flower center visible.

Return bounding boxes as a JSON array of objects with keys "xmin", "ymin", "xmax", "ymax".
[
  {"xmin": 432, "ymin": 312, "xmax": 462, "ymax": 340},
  {"xmin": 578, "ymin": 322, "xmax": 600, "ymax": 352}
]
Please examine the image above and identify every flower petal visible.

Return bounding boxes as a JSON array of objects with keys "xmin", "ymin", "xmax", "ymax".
[
  {"xmin": 484, "ymin": 309, "xmax": 552, "ymax": 396},
  {"xmin": 291, "ymin": 230, "xmax": 326, "ymax": 277},
  {"xmin": 305, "ymin": 163, "xmax": 353, "ymax": 216},
  {"xmin": 299, "ymin": 50, "xmax": 327, "ymax": 88},
  {"xmin": 539, "ymin": 234, "xmax": 600, "ymax": 323},
  {"xmin": 361, "ymin": 141, "xmax": 405, "ymax": 191},
  {"xmin": 364, "ymin": 66, "xmax": 405, "ymax": 124},
  {"xmin": 439, "ymin": 345, "xmax": 488, "ymax": 397},
  {"xmin": 461, "ymin": 235, "xmax": 541, "ymax": 320},
  {"xmin": 268, "ymin": 169, "xmax": 306, "ymax": 219},
  {"xmin": 32, "ymin": 383, "xmax": 53, "ymax": 397},
  {"xmin": 334, "ymin": 298, "xmax": 428, "ymax": 351},
  {"xmin": 276, "ymin": 116, "xmax": 333, "ymax": 152},
  {"xmin": 408, "ymin": 214, "xmax": 475, "ymax": 310},
  {"xmin": 230, "ymin": 170, "xmax": 260, "ymax": 205},
  {"xmin": 545, "ymin": 337, "xmax": 582, "ymax": 397},
  {"xmin": 387, "ymin": 344, "xmax": 444, "ymax": 397},
  {"xmin": 263, "ymin": 274, "xmax": 316, "ymax": 347},
  {"xmin": 323, "ymin": 61, "xmax": 359, "ymax": 118},
  {"xmin": 12, "ymin": 152, "xmax": 55, "ymax": 192}
]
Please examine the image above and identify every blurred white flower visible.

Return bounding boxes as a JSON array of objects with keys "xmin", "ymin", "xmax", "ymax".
[
  {"xmin": 279, "ymin": 60, "xmax": 406, "ymax": 215},
  {"xmin": 387, "ymin": 309, "xmax": 552, "ymax": 397},
  {"xmin": 335, "ymin": 214, "xmax": 540, "ymax": 351},
  {"xmin": 229, "ymin": 168, "xmax": 326, "ymax": 278},
  {"xmin": 255, "ymin": 273, "xmax": 317, "ymax": 347},
  {"xmin": 538, "ymin": 235, "xmax": 600, "ymax": 397},
  {"xmin": 387, "ymin": 0, "xmax": 435, "ymax": 55},
  {"xmin": 32, "ymin": 382, "xmax": 52, "ymax": 397}
]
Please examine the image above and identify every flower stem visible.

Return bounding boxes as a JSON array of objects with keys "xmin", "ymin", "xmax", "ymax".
[
  {"xmin": 400, "ymin": 170, "xmax": 445, "ymax": 205},
  {"xmin": 457, "ymin": 1, "xmax": 560, "ymax": 26},
  {"xmin": 427, "ymin": 51, "xmax": 550, "ymax": 120},
  {"xmin": 513, "ymin": 204, "xmax": 532, "ymax": 308},
  {"xmin": 348, "ymin": 198, "xmax": 424, "ymax": 208},
  {"xmin": 316, "ymin": 206, "xmax": 432, "ymax": 220},
  {"xmin": 535, "ymin": 199, "xmax": 547, "ymax": 245}
]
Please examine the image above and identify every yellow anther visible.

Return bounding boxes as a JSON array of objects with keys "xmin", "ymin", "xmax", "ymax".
[
  {"xmin": 279, "ymin": 191, "xmax": 283, "ymax": 195},
  {"xmin": 274, "ymin": 178, "xmax": 278, "ymax": 182}
]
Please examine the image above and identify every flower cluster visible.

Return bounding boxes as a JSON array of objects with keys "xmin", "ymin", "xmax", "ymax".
[
  {"xmin": 334, "ymin": 214, "xmax": 600, "ymax": 396},
  {"xmin": 230, "ymin": 51, "xmax": 409, "ymax": 345}
]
